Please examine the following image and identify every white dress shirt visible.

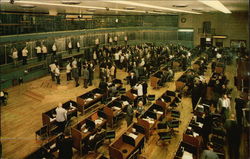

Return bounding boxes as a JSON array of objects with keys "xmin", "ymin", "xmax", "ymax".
[
  {"xmin": 22, "ymin": 48, "xmax": 28, "ymax": 57},
  {"xmin": 134, "ymin": 84, "xmax": 143, "ymax": 96},
  {"xmin": 55, "ymin": 107, "xmax": 67, "ymax": 122}
]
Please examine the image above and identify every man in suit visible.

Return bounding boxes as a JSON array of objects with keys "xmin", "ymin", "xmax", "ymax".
[
  {"xmin": 125, "ymin": 104, "xmax": 134, "ymax": 127},
  {"xmin": 83, "ymin": 66, "xmax": 89, "ymax": 88},
  {"xmin": 128, "ymin": 72, "xmax": 137, "ymax": 88},
  {"xmin": 71, "ymin": 64, "xmax": 79, "ymax": 87},
  {"xmin": 224, "ymin": 114, "xmax": 241, "ymax": 159},
  {"xmin": 57, "ymin": 130, "xmax": 73, "ymax": 159},
  {"xmin": 235, "ymin": 94, "xmax": 246, "ymax": 127}
]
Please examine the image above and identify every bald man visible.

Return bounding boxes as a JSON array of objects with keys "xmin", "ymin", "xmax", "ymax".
[{"xmin": 56, "ymin": 103, "xmax": 67, "ymax": 133}]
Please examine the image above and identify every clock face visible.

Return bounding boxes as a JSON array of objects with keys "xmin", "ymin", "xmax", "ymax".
[{"xmin": 181, "ymin": 18, "xmax": 186, "ymax": 23}]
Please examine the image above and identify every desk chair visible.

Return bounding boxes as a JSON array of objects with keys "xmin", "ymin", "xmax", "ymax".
[
  {"xmin": 128, "ymin": 148, "xmax": 140, "ymax": 159},
  {"xmin": 167, "ymin": 119, "xmax": 180, "ymax": 136},
  {"xmin": 87, "ymin": 133, "xmax": 106, "ymax": 155},
  {"xmin": 157, "ymin": 123, "xmax": 172, "ymax": 145},
  {"xmin": 105, "ymin": 130, "xmax": 116, "ymax": 143},
  {"xmin": 35, "ymin": 125, "xmax": 49, "ymax": 142},
  {"xmin": 171, "ymin": 110, "xmax": 180, "ymax": 119},
  {"xmin": 147, "ymin": 94, "xmax": 155, "ymax": 106},
  {"xmin": 119, "ymin": 88, "xmax": 126, "ymax": 94}
]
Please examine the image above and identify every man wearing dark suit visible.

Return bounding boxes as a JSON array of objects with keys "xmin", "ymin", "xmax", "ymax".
[
  {"xmin": 125, "ymin": 104, "xmax": 134, "ymax": 127},
  {"xmin": 235, "ymin": 95, "xmax": 246, "ymax": 127},
  {"xmin": 224, "ymin": 114, "xmax": 241, "ymax": 159},
  {"xmin": 83, "ymin": 66, "xmax": 89, "ymax": 88},
  {"xmin": 57, "ymin": 130, "xmax": 73, "ymax": 159},
  {"xmin": 71, "ymin": 65, "xmax": 79, "ymax": 87},
  {"xmin": 128, "ymin": 72, "xmax": 137, "ymax": 88}
]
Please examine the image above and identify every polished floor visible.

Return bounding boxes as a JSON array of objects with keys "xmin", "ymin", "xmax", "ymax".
[{"xmin": 0, "ymin": 57, "xmax": 248, "ymax": 159}]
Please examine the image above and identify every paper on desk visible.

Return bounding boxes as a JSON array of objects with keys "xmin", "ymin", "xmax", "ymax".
[
  {"xmin": 50, "ymin": 143, "xmax": 56, "ymax": 149},
  {"xmin": 128, "ymin": 133, "xmax": 138, "ymax": 140},
  {"xmin": 123, "ymin": 101, "xmax": 129, "ymax": 106},
  {"xmin": 156, "ymin": 111, "xmax": 163, "ymax": 115},
  {"xmin": 183, "ymin": 151, "xmax": 193, "ymax": 159},
  {"xmin": 197, "ymin": 122, "xmax": 203, "ymax": 128},
  {"xmin": 133, "ymin": 94, "xmax": 138, "ymax": 97},
  {"xmin": 113, "ymin": 106, "xmax": 121, "ymax": 111},
  {"xmin": 86, "ymin": 98, "xmax": 93, "ymax": 102},
  {"xmin": 193, "ymin": 132, "xmax": 199, "ymax": 137},
  {"xmin": 83, "ymin": 129, "xmax": 88, "ymax": 133},
  {"xmin": 95, "ymin": 119, "xmax": 103, "ymax": 125}
]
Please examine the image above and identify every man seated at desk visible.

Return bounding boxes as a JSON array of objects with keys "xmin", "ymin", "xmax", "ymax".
[
  {"xmin": 135, "ymin": 101, "xmax": 144, "ymax": 118},
  {"xmin": 82, "ymin": 129, "xmax": 106, "ymax": 154},
  {"xmin": 201, "ymin": 142, "xmax": 219, "ymax": 159}
]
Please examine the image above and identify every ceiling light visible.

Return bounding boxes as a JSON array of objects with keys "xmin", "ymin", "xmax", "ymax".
[
  {"xmin": 14, "ymin": 1, "xmax": 166, "ymax": 15},
  {"xmin": 86, "ymin": 9, "xmax": 96, "ymax": 12},
  {"xmin": 61, "ymin": 1, "xmax": 81, "ymax": 5},
  {"xmin": 153, "ymin": 10, "xmax": 162, "ymax": 12},
  {"xmin": 172, "ymin": 4, "xmax": 188, "ymax": 8},
  {"xmin": 103, "ymin": 0, "xmax": 201, "ymax": 14},
  {"xmin": 124, "ymin": 7, "xmax": 136, "ymax": 10},
  {"xmin": 199, "ymin": 0, "xmax": 231, "ymax": 14},
  {"xmin": 178, "ymin": 29, "xmax": 194, "ymax": 32},
  {"xmin": 19, "ymin": 4, "xmax": 36, "ymax": 8}
]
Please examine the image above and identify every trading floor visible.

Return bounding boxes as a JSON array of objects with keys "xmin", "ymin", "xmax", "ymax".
[{"xmin": 1, "ymin": 54, "xmax": 249, "ymax": 159}]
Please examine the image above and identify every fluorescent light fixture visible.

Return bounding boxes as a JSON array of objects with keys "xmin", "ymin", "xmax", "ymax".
[
  {"xmin": 124, "ymin": 7, "xmax": 136, "ymax": 10},
  {"xmin": 19, "ymin": 4, "xmax": 36, "ymax": 8},
  {"xmin": 199, "ymin": 0, "xmax": 231, "ymax": 14},
  {"xmin": 103, "ymin": 0, "xmax": 201, "ymax": 14},
  {"xmin": 178, "ymin": 29, "xmax": 194, "ymax": 32},
  {"xmin": 172, "ymin": 4, "xmax": 188, "ymax": 8},
  {"xmin": 14, "ymin": 1, "xmax": 165, "ymax": 14},
  {"xmin": 61, "ymin": 1, "xmax": 81, "ymax": 5}
]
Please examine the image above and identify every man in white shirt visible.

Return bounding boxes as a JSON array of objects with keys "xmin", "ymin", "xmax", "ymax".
[
  {"xmin": 66, "ymin": 62, "xmax": 72, "ymax": 81},
  {"xmin": 56, "ymin": 103, "xmax": 67, "ymax": 133},
  {"xmin": 12, "ymin": 48, "xmax": 18, "ymax": 67},
  {"xmin": 55, "ymin": 65, "xmax": 60, "ymax": 84},
  {"xmin": 218, "ymin": 94, "xmax": 231, "ymax": 120},
  {"xmin": 49, "ymin": 62, "xmax": 56, "ymax": 81},
  {"xmin": 68, "ymin": 41, "xmax": 72, "ymax": 54},
  {"xmin": 76, "ymin": 41, "xmax": 80, "ymax": 52},
  {"xmin": 52, "ymin": 43, "xmax": 57, "ymax": 56},
  {"xmin": 22, "ymin": 47, "xmax": 28, "ymax": 65},
  {"xmin": 35, "ymin": 45, "xmax": 42, "ymax": 61},
  {"xmin": 41, "ymin": 45, "xmax": 48, "ymax": 60}
]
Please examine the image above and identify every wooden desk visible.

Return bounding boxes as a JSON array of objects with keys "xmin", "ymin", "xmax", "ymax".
[
  {"xmin": 137, "ymin": 104, "xmax": 163, "ymax": 139},
  {"xmin": 76, "ymin": 88, "xmax": 104, "ymax": 114},
  {"xmin": 24, "ymin": 133, "xmax": 63, "ymax": 159},
  {"xmin": 109, "ymin": 124, "xmax": 145, "ymax": 159},
  {"xmin": 103, "ymin": 96, "xmax": 129, "ymax": 128},
  {"xmin": 71, "ymin": 111, "xmax": 107, "ymax": 154},
  {"xmin": 42, "ymin": 100, "xmax": 78, "ymax": 133}
]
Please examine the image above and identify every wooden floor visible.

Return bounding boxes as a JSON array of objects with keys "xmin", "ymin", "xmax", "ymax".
[{"xmin": 0, "ymin": 57, "xmax": 248, "ymax": 159}]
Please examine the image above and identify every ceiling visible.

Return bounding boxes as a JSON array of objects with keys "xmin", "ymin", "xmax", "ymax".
[{"xmin": 0, "ymin": 0, "xmax": 249, "ymax": 15}]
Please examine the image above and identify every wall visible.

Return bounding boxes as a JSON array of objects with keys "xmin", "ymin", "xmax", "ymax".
[{"xmin": 179, "ymin": 12, "xmax": 249, "ymax": 48}]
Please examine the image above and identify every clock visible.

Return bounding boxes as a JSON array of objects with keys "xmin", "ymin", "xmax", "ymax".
[{"xmin": 181, "ymin": 18, "xmax": 186, "ymax": 23}]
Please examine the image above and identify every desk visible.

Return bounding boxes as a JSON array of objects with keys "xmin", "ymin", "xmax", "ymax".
[
  {"xmin": 76, "ymin": 88, "xmax": 104, "ymax": 114},
  {"xmin": 71, "ymin": 110, "xmax": 107, "ymax": 154},
  {"xmin": 137, "ymin": 104, "xmax": 163, "ymax": 139},
  {"xmin": 42, "ymin": 100, "xmax": 78, "ymax": 134},
  {"xmin": 109, "ymin": 123, "xmax": 145, "ymax": 159},
  {"xmin": 24, "ymin": 133, "xmax": 63, "ymax": 159},
  {"xmin": 104, "ymin": 96, "xmax": 129, "ymax": 128}
]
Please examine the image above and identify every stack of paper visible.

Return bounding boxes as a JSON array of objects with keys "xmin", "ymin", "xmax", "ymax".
[
  {"xmin": 86, "ymin": 98, "xmax": 93, "ymax": 102},
  {"xmin": 128, "ymin": 133, "xmax": 138, "ymax": 140},
  {"xmin": 193, "ymin": 132, "xmax": 199, "ymax": 137},
  {"xmin": 183, "ymin": 151, "xmax": 193, "ymax": 159},
  {"xmin": 123, "ymin": 101, "xmax": 129, "ymax": 106},
  {"xmin": 95, "ymin": 119, "xmax": 103, "ymax": 125},
  {"xmin": 156, "ymin": 111, "xmax": 163, "ymax": 115},
  {"xmin": 113, "ymin": 106, "xmax": 121, "ymax": 111}
]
